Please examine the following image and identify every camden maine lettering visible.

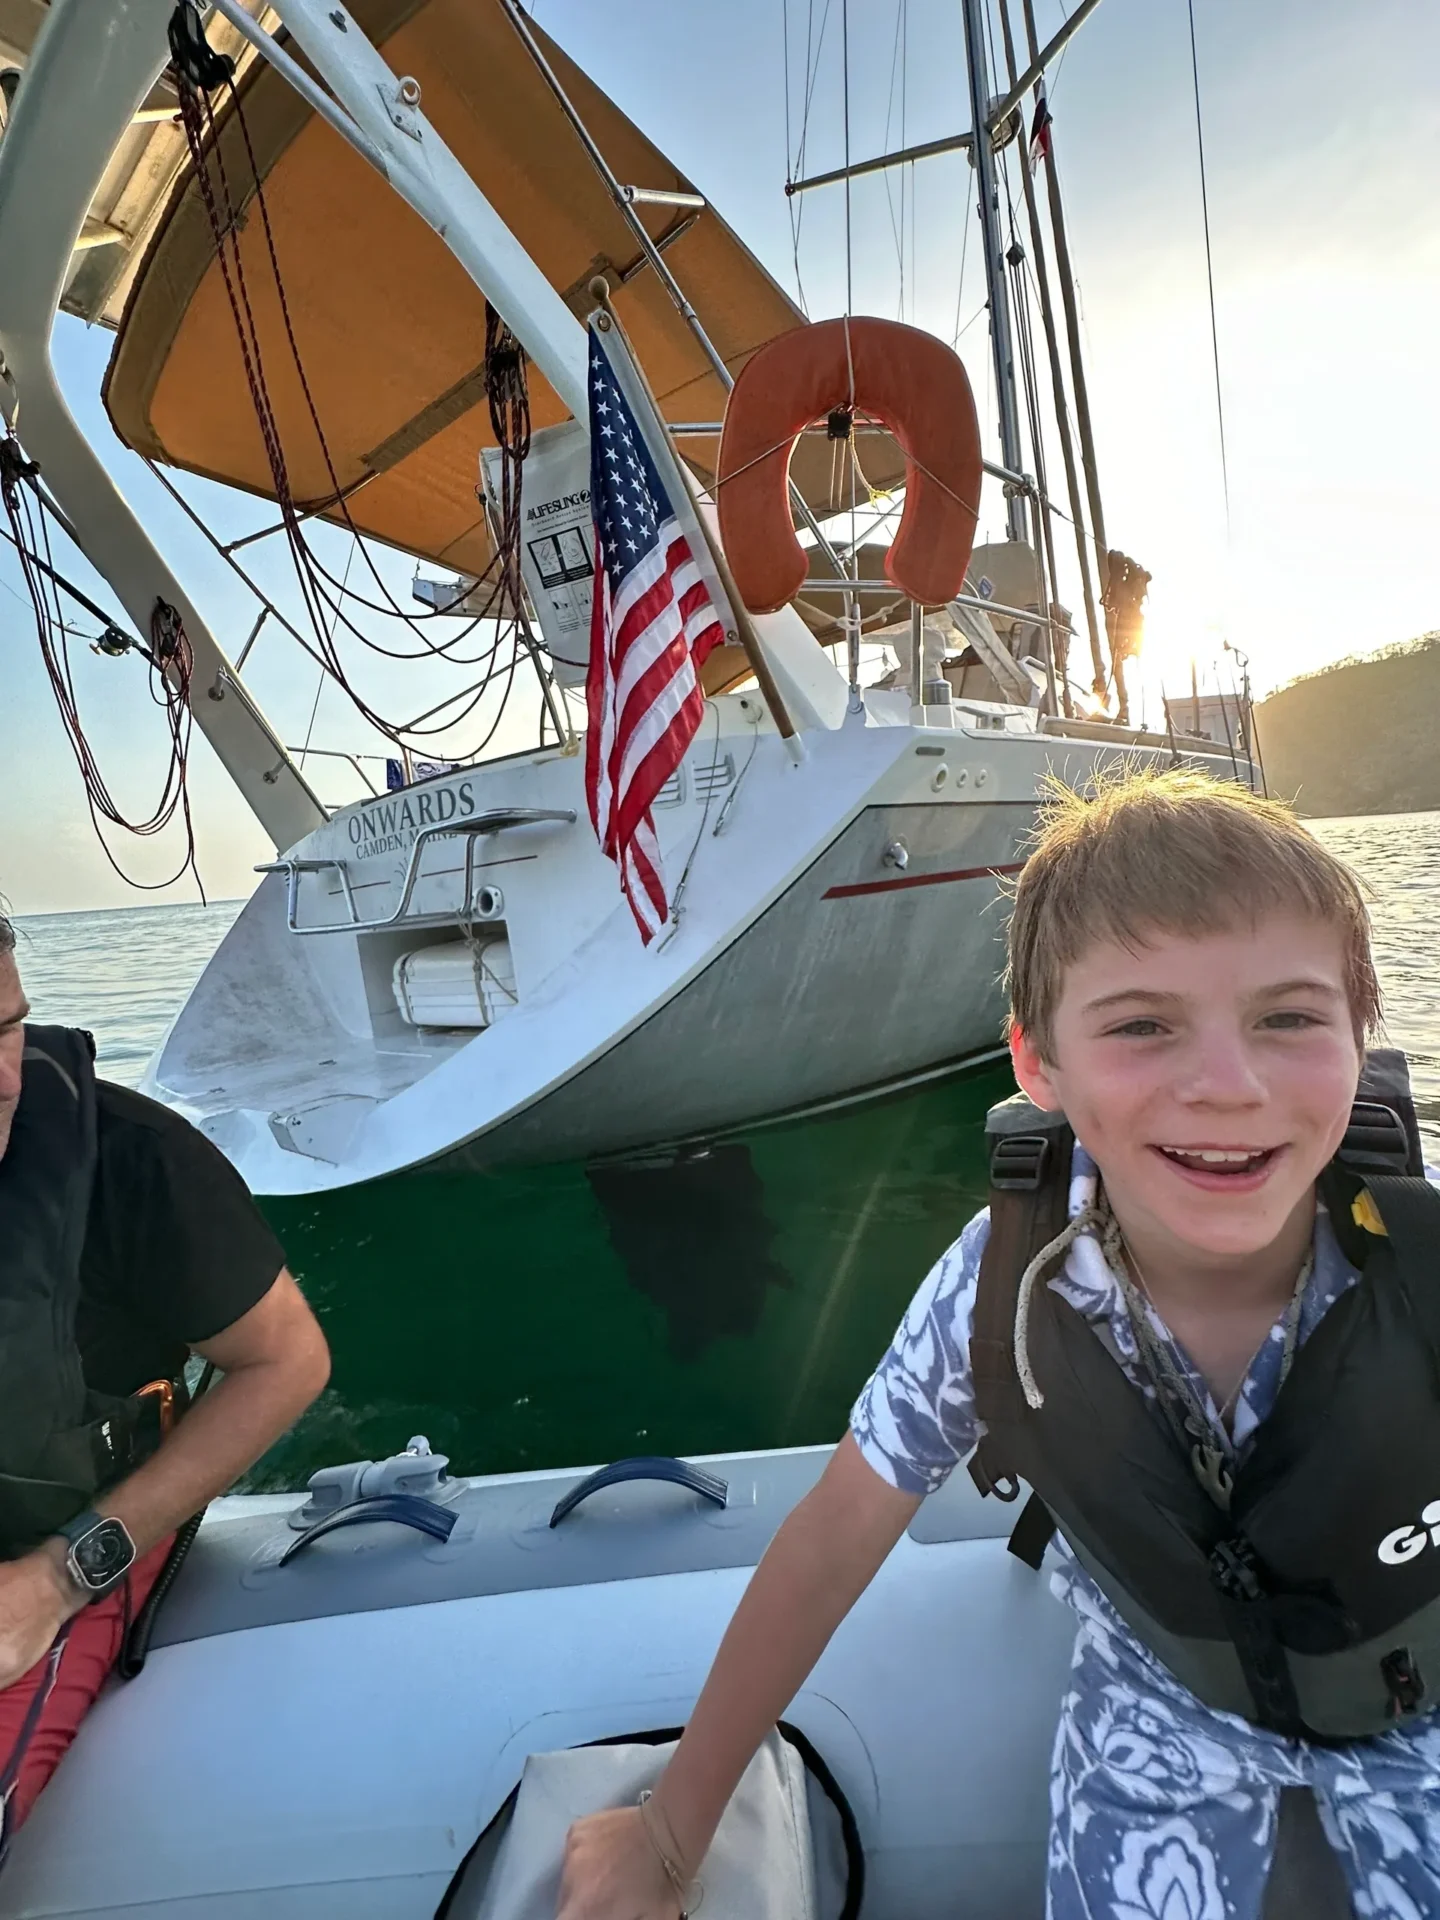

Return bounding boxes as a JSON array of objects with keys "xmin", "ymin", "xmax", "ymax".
[{"xmin": 347, "ymin": 779, "xmax": 476, "ymax": 861}]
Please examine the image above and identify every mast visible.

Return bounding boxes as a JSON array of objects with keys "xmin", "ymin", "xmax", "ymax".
[
  {"xmin": 959, "ymin": 0, "xmax": 1027, "ymax": 543},
  {"xmin": 1020, "ymin": 0, "xmax": 1111, "ymax": 625},
  {"xmin": 996, "ymin": 0, "xmax": 1105, "ymax": 694}
]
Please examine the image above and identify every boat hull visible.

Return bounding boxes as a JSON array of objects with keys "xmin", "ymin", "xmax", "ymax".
[
  {"xmin": 435, "ymin": 794, "xmax": 1024, "ymax": 1170},
  {"xmin": 142, "ymin": 710, "xmax": 1246, "ymax": 1195}
]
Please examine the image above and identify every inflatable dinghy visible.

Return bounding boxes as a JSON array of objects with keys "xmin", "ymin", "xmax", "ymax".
[
  {"xmin": 0, "ymin": 1440, "xmax": 1071, "ymax": 1917},
  {"xmin": 0, "ymin": 1441, "xmax": 1350, "ymax": 1918}
]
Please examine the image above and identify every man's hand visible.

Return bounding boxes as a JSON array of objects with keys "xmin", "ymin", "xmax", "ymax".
[
  {"xmin": 556, "ymin": 1806, "xmax": 683, "ymax": 1920},
  {"xmin": 0, "ymin": 1547, "xmax": 82, "ymax": 1692}
]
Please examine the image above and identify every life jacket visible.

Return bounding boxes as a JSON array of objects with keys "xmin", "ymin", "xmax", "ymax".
[
  {"xmin": 0, "ymin": 1027, "xmax": 174, "ymax": 1559},
  {"xmin": 968, "ymin": 1048, "xmax": 1440, "ymax": 1743}
]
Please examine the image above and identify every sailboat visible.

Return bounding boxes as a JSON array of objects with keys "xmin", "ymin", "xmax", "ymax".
[{"xmin": 0, "ymin": 0, "xmax": 1247, "ymax": 1198}]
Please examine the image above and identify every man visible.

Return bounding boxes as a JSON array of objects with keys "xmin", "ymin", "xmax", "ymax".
[{"xmin": 0, "ymin": 908, "xmax": 330, "ymax": 1850}]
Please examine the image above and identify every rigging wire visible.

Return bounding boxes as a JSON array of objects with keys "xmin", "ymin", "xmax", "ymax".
[
  {"xmin": 880, "ymin": 0, "xmax": 909, "ymax": 320},
  {"xmin": 298, "ymin": 534, "xmax": 358, "ymax": 767},
  {"xmin": 1186, "ymin": 0, "xmax": 1231, "ymax": 537},
  {"xmin": 1, "ymin": 436, "xmax": 204, "ymax": 896},
  {"xmin": 841, "ymin": 0, "xmax": 853, "ymax": 316},
  {"xmin": 185, "ymin": 76, "xmax": 501, "ymax": 657},
  {"xmin": 168, "ymin": 31, "xmax": 533, "ymax": 759},
  {"xmin": 139, "ymin": 454, "xmax": 518, "ymax": 740},
  {"xmin": 783, "ymin": 0, "xmax": 805, "ymax": 311},
  {"xmin": 785, "ymin": 0, "xmax": 834, "ymax": 315},
  {"xmin": 1047, "ymin": 0, "xmax": 1076, "ymax": 103},
  {"xmin": 998, "ymin": 141, "xmax": 1072, "ymax": 696},
  {"xmin": 950, "ymin": 118, "xmax": 975, "ymax": 350}
]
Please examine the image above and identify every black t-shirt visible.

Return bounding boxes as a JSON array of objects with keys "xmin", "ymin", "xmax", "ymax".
[{"xmin": 76, "ymin": 1082, "xmax": 287, "ymax": 1397}]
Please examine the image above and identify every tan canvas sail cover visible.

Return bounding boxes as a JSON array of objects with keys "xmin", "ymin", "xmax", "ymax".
[{"xmin": 102, "ymin": 0, "xmax": 903, "ymax": 585}]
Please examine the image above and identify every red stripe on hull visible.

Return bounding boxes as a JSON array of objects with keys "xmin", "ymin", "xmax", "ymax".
[{"xmin": 823, "ymin": 860, "xmax": 1025, "ymax": 900}]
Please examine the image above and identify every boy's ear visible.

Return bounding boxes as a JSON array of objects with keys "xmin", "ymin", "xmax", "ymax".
[{"xmin": 1009, "ymin": 1023, "xmax": 1064, "ymax": 1113}]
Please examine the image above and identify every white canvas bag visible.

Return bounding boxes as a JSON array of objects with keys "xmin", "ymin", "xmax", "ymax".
[{"xmin": 455, "ymin": 1727, "xmax": 823, "ymax": 1920}]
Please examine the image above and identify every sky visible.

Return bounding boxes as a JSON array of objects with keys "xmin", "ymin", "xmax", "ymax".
[{"xmin": 3, "ymin": 0, "xmax": 1438, "ymax": 913}]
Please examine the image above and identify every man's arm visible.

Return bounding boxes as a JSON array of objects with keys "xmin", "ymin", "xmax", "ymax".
[
  {"xmin": 557, "ymin": 1433, "xmax": 921, "ymax": 1920},
  {"xmin": 0, "ymin": 1269, "xmax": 329, "ymax": 1688},
  {"xmin": 88, "ymin": 1266, "xmax": 330, "ymax": 1558}
]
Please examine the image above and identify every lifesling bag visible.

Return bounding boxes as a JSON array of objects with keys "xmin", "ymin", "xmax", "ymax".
[
  {"xmin": 0, "ymin": 1026, "xmax": 175, "ymax": 1557},
  {"xmin": 968, "ymin": 1048, "xmax": 1440, "ymax": 1742}
]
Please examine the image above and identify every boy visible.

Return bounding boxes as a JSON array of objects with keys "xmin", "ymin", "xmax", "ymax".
[{"xmin": 558, "ymin": 769, "xmax": 1440, "ymax": 1919}]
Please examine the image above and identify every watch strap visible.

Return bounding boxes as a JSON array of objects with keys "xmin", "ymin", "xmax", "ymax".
[{"xmin": 57, "ymin": 1508, "xmax": 108, "ymax": 1548}]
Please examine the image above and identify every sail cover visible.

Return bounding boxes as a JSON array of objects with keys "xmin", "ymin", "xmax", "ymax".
[{"xmin": 102, "ymin": 0, "xmax": 902, "ymax": 577}]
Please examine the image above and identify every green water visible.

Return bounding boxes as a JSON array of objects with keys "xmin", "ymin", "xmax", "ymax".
[
  {"xmin": 257, "ymin": 1061, "xmax": 1012, "ymax": 1485},
  {"xmin": 21, "ymin": 812, "xmax": 1440, "ymax": 1490}
]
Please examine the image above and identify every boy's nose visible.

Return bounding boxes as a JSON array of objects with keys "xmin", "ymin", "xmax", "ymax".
[{"xmin": 1176, "ymin": 1034, "xmax": 1266, "ymax": 1106}]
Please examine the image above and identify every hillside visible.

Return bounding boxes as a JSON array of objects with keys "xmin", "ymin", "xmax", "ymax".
[{"xmin": 1254, "ymin": 634, "xmax": 1440, "ymax": 817}]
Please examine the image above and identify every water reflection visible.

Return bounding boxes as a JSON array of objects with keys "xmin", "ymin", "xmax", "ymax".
[{"xmin": 1314, "ymin": 812, "xmax": 1440, "ymax": 1156}]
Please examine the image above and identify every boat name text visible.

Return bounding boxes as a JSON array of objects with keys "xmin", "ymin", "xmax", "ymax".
[{"xmin": 347, "ymin": 780, "xmax": 476, "ymax": 860}]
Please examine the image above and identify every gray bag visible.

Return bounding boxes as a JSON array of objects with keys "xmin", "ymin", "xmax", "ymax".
[{"xmin": 443, "ymin": 1727, "xmax": 858, "ymax": 1920}]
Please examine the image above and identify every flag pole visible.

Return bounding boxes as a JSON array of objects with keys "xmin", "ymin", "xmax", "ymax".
[{"xmin": 587, "ymin": 280, "xmax": 805, "ymax": 765}]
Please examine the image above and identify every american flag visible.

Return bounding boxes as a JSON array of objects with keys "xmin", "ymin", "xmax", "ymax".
[
  {"xmin": 1028, "ymin": 88, "xmax": 1054, "ymax": 170},
  {"xmin": 584, "ymin": 321, "xmax": 727, "ymax": 943}
]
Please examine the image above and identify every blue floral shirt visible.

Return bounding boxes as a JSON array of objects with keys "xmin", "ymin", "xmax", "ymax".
[{"xmin": 850, "ymin": 1147, "xmax": 1440, "ymax": 1799}]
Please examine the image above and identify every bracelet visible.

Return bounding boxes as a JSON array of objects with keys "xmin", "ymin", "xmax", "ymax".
[{"xmin": 637, "ymin": 1790, "xmax": 703, "ymax": 1915}]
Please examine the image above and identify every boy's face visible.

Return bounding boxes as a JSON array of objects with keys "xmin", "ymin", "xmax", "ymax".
[{"xmin": 1010, "ymin": 912, "xmax": 1362, "ymax": 1262}]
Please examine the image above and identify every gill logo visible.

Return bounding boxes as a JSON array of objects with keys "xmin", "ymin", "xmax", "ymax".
[{"xmin": 1378, "ymin": 1501, "xmax": 1440, "ymax": 1566}]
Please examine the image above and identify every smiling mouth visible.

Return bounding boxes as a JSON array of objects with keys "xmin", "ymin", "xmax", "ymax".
[{"xmin": 1155, "ymin": 1145, "xmax": 1279, "ymax": 1178}]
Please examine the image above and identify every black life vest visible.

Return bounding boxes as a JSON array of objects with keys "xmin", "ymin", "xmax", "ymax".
[
  {"xmin": 969, "ymin": 1048, "xmax": 1440, "ymax": 1743},
  {"xmin": 0, "ymin": 1026, "xmax": 172, "ymax": 1559}
]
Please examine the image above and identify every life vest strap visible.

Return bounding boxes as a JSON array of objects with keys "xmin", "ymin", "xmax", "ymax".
[{"xmin": 1006, "ymin": 1492, "xmax": 1056, "ymax": 1571}]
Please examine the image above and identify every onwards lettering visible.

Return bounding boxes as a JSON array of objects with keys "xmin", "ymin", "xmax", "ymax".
[{"xmin": 346, "ymin": 779, "xmax": 475, "ymax": 862}]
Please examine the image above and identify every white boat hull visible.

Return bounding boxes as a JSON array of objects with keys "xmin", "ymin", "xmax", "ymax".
[{"xmin": 142, "ymin": 702, "xmax": 1244, "ymax": 1195}]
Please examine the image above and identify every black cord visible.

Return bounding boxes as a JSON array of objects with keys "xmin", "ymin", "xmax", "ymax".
[
  {"xmin": 0, "ymin": 517, "xmax": 135, "ymax": 649},
  {"xmin": 116, "ymin": 1359, "xmax": 218, "ymax": 1682}
]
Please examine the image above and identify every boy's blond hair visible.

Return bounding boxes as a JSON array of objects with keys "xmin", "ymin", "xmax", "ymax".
[{"xmin": 1007, "ymin": 767, "xmax": 1380, "ymax": 1056}]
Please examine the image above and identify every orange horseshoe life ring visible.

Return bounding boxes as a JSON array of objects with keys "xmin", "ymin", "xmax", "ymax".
[{"xmin": 715, "ymin": 316, "xmax": 983, "ymax": 615}]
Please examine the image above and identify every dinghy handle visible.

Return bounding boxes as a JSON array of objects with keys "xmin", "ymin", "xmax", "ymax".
[
  {"xmin": 549, "ymin": 1456, "xmax": 729, "ymax": 1529},
  {"xmin": 278, "ymin": 1492, "xmax": 457, "ymax": 1565}
]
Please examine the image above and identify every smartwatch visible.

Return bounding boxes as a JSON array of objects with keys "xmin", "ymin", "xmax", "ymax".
[{"xmin": 56, "ymin": 1510, "xmax": 137, "ymax": 1598}]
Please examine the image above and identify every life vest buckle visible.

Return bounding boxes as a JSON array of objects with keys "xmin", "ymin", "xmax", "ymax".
[
  {"xmin": 1339, "ymin": 1102, "xmax": 1411, "ymax": 1175},
  {"xmin": 966, "ymin": 1450, "xmax": 1020, "ymax": 1502},
  {"xmin": 1209, "ymin": 1536, "xmax": 1266, "ymax": 1604},
  {"xmin": 989, "ymin": 1133, "xmax": 1051, "ymax": 1192},
  {"xmin": 1381, "ymin": 1647, "xmax": 1426, "ymax": 1718}
]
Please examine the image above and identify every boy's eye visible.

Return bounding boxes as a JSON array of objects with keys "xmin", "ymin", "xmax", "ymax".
[
  {"xmin": 1108, "ymin": 1018, "xmax": 1167, "ymax": 1038},
  {"xmin": 1258, "ymin": 1010, "xmax": 1323, "ymax": 1030}
]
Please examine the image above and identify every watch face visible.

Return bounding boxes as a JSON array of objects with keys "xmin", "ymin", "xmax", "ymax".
[{"xmin": 72, "ymin": 1520, "xmax": 134, "ymax": 1587}]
